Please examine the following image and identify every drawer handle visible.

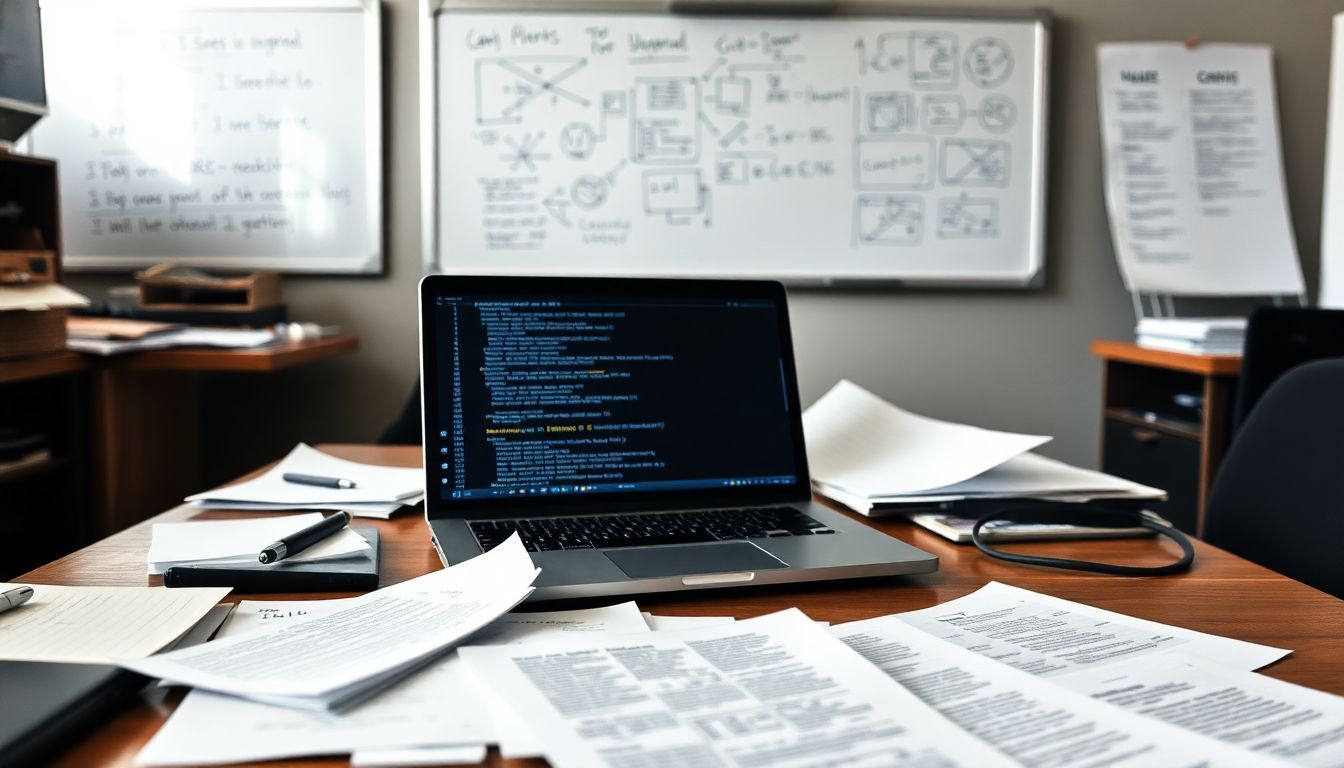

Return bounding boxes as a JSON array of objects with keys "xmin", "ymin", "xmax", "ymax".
[{"xmin": 1131, "ymin": 428, "xmax": 1161, "ymax": 444}]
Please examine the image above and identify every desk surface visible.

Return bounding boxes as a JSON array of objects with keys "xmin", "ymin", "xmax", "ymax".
[{"xmin": 20, "ymin": 444, "xmax": 1344, "ymax": 768}]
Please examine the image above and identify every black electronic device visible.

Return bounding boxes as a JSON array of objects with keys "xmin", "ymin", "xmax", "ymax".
[{"xmin": 163, "ymin": 527, "xmax": 380, "ymax": 592}]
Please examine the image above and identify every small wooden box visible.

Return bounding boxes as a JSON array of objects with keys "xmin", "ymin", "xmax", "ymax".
[
  {"xmin": 0, "ymin": 308, "xmax": 67, "ymax": 360},
  {"xmin": 136, "ymin": 265, "xmax": 282, "ymax": 311},
  {"xmin": 0, "ymin": 228, "xmax": 57, "ymax": 285}
]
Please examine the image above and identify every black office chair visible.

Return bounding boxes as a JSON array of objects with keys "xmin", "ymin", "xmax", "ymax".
[
  {"xmin": 1204, "ymin": 359, "xmax": 1344, "ymax": 599},
  {"xmin": 379, "ymin": 379, "xmax": 421, "ymax": 445},
  {"xmin": 1233, "ymin": 307, "xmax": 1344, "ymax": 433}
]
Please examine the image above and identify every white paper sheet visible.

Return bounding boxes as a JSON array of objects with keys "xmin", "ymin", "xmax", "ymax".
[
  {"xmin": 833, "ymin": 615, "xmax": 1284, "ymax": 767},
  {"xmin": 642, "ymin": 612, "xmax": 736, "ymax": 631},
  {"xmin": 67, "ymin": 327, "xmax": 275, "ymax": 355},
  {"xmin": 191, "ymin": 497, "xmax": 421, "ymax": 519},
  {"xmin": 0, "ymin": 282, "xmax": 89, "ymax": 311},
  {"xmin": 136, "ymin": 601, "xmax": 649, "ymax": 766},
  {"xmin": 1097, "ymin": 43, "xmax": 1305, "ymax": 296},
  {"xmin": 899, "ymin": 582, "xmax": 1289, "ymax": 676},
  {"xmin": 0, "ymin": 583, "xmax": 229, "ymax": 664},
  {"xmin": 459, "ymin": 609, "xmax": 1018, "ymax": 768},
  {"xmin": 186, "ymin": 443, "xmax": 423, "ymax": 506},
  {"xmin": 350, "ymin": 745, "xmax": 486, "ymax": 767},
  {"xmin": 146, "ymin": 513, "xmax": 371, "ymax": 574},
  {"xmin": 803, "ymin": 379, "xmax": 1050, "ymax": 498},
  {"xmin": 1061, "ymin": 654, "xmax": 1344, "ymax": 768},
  {"xmin": 120, "ymin": 535, "xmax": 537, "ymax": 709}
]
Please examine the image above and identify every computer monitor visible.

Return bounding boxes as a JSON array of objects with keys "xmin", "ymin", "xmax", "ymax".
[{"xmin": 0, "ymin": 0, "xmax": 47, "ymax": 143}]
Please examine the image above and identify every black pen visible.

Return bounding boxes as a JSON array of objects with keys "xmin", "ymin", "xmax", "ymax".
[
  {"xmin": 259, "ymin": 511, "xmax": 353, "ymax": 564},
  {"xmin": 283, "ymin": 472, "xmax": 358, "ymax": 489}
]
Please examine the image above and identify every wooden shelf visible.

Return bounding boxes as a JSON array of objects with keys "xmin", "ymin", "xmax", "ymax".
[
  {"xmin": 0, "ymin": 352, "xmax": 89, "ymax": 385},
  {"xmin": 1090, "ymin": 339, "xmax": 1241, "ymax": 376},
  {"xmin": 1104, "ymin": 407, "xmax": 1202, "ymax": 441}
]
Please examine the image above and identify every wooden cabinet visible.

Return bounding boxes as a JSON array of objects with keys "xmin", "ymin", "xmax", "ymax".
[{"xmin": 1091, "ymin": 340, "xmax": 1241, "ymax": 536}]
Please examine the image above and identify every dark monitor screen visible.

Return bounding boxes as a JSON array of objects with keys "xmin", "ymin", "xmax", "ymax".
[
  {"xmin": 0, "ymin": 0, "xmax": 45, "ymax": 107},
  {"xmin": 420, "ymin": 277, "xmax": 809, "ymax": 515}
]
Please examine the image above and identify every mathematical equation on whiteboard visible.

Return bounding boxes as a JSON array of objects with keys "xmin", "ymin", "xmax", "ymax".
[
  {"xmin": 30, "ymin": 3, "xmax": 378, "ymax": 270},
  {"xmin": 436, "ymin": 13, "xmax": 1041, "ymax": 278}
]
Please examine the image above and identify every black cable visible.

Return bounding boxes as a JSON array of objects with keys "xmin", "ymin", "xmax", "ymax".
[{"xmin": 970, "ymin": 501, "xmax": 1196, "ymax": 576}]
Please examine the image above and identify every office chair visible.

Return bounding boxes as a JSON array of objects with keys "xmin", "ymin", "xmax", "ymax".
[
  {"xmin": 1233, "ymin": 307, "xmax": 1344, "ymax": 433},
  {"xmin": 1204, "ymin": 359, "xmax": 1344, "ymax": 599},
  {"xmin": 378, "ymin": 379, "xmax": 421, "ymax": 445}
]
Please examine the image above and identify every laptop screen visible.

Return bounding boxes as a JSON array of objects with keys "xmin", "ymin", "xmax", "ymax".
[{"xmin": 420, "ymin": 277, "xmax": 809, "ymax": 513}]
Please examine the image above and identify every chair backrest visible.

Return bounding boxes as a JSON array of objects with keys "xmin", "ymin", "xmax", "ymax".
[
  {"xmin": 1233, "ymin": 307, "xmax": 1344, "ymax": 433},
  {"xmin": 378, "ymin": 379, "xmax": 421, "ymax": 445},
  {"xmin": 1205, "ymin": 359, "xmax": 1344, "ymax": 598}
]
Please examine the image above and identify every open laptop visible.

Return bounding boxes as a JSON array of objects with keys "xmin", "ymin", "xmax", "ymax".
[{"xmin": 420, "ymin": 275, "xmax": 937, "ymax": 600}]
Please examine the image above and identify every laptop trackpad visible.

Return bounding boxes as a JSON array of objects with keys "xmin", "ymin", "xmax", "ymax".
[{"xmin": 603, "ymin": 542, "xmax": 788, "ymax": 580}]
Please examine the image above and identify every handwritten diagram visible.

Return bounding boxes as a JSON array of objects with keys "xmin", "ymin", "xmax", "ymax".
[{"xmin": 437, "ymin": 12, "xmax": 1044, "ymax": 282}]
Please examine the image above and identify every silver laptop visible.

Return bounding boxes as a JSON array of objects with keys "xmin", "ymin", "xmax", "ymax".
[{"xmin": 420, "ymin": 275, "xmax": 937, "ymax": 601}]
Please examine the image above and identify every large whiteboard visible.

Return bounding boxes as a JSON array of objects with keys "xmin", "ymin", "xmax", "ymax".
[
  {"xmin": 29, "ymin": 0, "xmax": 382, "ymax": 273},
  {"xmin": 426, "ymin": 7, "xmax": 1049, "ymax": 285}
]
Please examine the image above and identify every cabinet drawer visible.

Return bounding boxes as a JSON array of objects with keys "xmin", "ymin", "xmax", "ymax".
[{"xmin": 1102, "ymin": 419, "xmax": 1201, "ymax": 533}]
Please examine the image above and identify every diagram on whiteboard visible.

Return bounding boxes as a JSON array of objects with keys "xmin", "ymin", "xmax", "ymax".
[{"xmin": 436, "ymin": 13, "xmax": 1045, "ymax": 282}]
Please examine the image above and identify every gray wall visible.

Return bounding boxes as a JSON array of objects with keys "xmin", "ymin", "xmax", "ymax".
[{"xmin": 66, "ymin": 0, "xmax": 1344, "ymax": 483}]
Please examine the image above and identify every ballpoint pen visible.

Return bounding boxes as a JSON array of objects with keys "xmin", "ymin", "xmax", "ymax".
[
  {"xmin": 0, "ymin": 585, "xmax": 33, "ymax": 615},
  {"xmin": 259, "ymin": 511, "xmax": 353, "ymax": 564},
  {"xmin": 283, "ymin": 472, "xmax": 358, "ymax": 489}
]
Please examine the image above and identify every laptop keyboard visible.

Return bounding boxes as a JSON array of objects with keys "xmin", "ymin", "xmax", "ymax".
[{"xmin": 469, "ymin": 507, "xmax": 835, "ymax": 553}]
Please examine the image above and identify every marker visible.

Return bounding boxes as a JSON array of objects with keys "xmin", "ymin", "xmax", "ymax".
[
  {"xmin": 0, "ymin": 585, "xmax": 33, "ymax": 616},
  {"xmin": 283, "ymin": 472, "xmax": 357, "ymax": 490},
  {"xmin": 259, "ymin": 511, "xmax": 352, "ymax": 564}
]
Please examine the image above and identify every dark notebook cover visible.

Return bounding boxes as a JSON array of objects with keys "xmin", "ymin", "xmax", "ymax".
[
  {"xmin": 0, "ymin": 661, "xmax": 149, "ymax": 768},
  {"xmin": 163, "ymin": 526, "xmax": 380, "ymax": 592}
]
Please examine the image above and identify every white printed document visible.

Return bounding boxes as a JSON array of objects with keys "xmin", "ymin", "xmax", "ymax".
[
  {"xmin": 1097, "ymin": 43, "xmax": 1305, "ymax": 296},
  {"xmin": 121, "ymin": 534, "xmax": 538, "ymax": 710},
  {"xmin": 1061, "ymin": 654, "xmax": 1344, "ymax": 768},
  {"xmin": 146, "ymin": 512, "xmax": 371, "ymax": 574},
  {"xmin": 803, "ymin": 379, "xmax": 1050, "ymax": 498},
  {"xmin": 136, "ymin": 601, "xmax": 650, "ymax": 766},
  {"xmin": 458, "ymin": 609, "xmax": 1018, "ymax": 768},
  {"xmin": 898, "ymin": 581, "xmax": 1289, "ymax": 675},
  {"xmin": 186, "ymin": 443, "xmax": 423, "ymax": 507},
  {"xmin": 833, "ymin": 615, "xmax": 1284, "ymax": 767},
  {"xmin": 0, "ymin": 583, "xmax": 229, "ymax": 664}
]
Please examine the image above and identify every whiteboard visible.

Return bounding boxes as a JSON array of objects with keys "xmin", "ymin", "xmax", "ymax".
[
  {"xmin": 28, "ymin": 0, "xmax": 382, "ymax": 273},
  {"xmin": 425, "ymin": 6, "xmax": 1049, "ymax": 285}
]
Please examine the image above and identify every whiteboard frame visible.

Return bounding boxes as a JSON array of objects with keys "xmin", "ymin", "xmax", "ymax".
[
  {"xmin": 40, "ymin": 0, "xmax": 385, "ymax": 275},
  {"xmin": 421, "ymin": 1, "xmax": 1050, "ymax": 287}
]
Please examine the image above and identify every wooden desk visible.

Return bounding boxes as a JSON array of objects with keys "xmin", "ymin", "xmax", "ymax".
[
  {"xmin": 20, "ymin": 444, "xmax": 1344, "ymax": 768},
  {"xmin": 87, "ymin": 335, "xmax": 358, "ymax": 539}
]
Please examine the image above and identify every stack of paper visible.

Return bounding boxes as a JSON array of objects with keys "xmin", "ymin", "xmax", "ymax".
[
  {"xmin": 146, "ymin": 513, "xmax": 372, "ymax": 575},
  {"xmin": 1136, "ymin": 316, "xmax": 1247, "ymax": 355},
  {"xmin": 67, "ymin": 325, "xmax": 276, "ymax": 356},
  {"xmin": 803, "ymin": 380, "xmax": 1164, "ymax": 519},
  {"xmin": 186, "ymin": 443, "xmax": 424, "ymax": 518},
  {"xmin": 121, "ymin": 534, "xmax": 539, "ymax": 712}
]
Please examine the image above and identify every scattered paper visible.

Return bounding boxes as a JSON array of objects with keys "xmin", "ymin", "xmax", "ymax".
[
  {"xmin": 1061, "ymin": 654, "xmax": 1344, "ymax": 767},
  {"xmin": 120, "ymin": 535, "xmax": 537, "ymax": 710},
  {"xmin": 1097, "ymin": 43, "xmax": 1304, "ymax": 296},
  {"xmin": 642, "ymin": 612, "xmax": 736, "ymax": 631},
  {"xmin": 834, "ymin": 615, "xmax": 1282, "ymax": 767},
  {"xmin": 0, "ymin": 583, "xmax": 229, "ymax": 664},
  {"xmin": 458, "ymin": 609, "xmax": 1017, "ymax": 768},
  {"xmin": 186, "ymin": 444, "xmax": 422, "ymax": 507},
  {"xmin": 146, "ymin": 513, "xmax": 371, "ymax": 575},
  {"xmin": 68, "ymin": 327, "xmax": 275, "ymax": 355},
  {"xmin": 350, "ymin": 745, "xmax": 486, "ymax": 767},
  {"xmin": 191, "ymin": 497, "xmax": 421, "ymax": 519},
  {"xmin": 803, "ymin": 380, "xmax": 1049, "ymax": 497},
  {"xmin": 898, "ymin": 582, "xmax": 1289, "ymax": 676},
  {"xmin": 166, "ymin": 604, "xmax": 236, "ymax": 652},
  {"xmin": 137, "ymin": 601, "xmax": 649, "ymax": 766}
]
